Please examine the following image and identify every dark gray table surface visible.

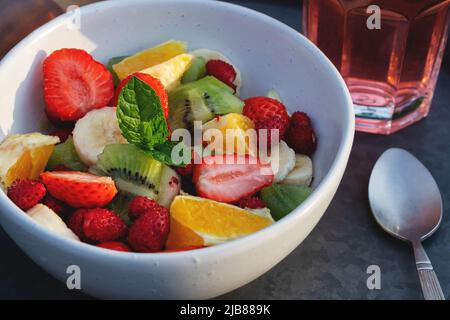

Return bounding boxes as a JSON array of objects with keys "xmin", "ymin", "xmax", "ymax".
[{"xmin": 1, "ymin": 0, "xmax": 449, "ymax": 300}]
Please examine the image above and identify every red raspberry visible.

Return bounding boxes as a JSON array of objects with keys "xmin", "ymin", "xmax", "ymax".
[
  {"xmin": 97, "ymin": 241, "xmax": 131, "ymax": 252},
  {"xmin": 285, "ymin": 112, "xmax": 317, "ymax": 155},
  {"xmin": 206, "ymin": 60, "xmax": 237, "ymax": 91},
  {"xmin": 49, "ymin": 128, "xmax": 72, "ymax": 143},
  {"xmin": 128, "ymin": 196, "xmax": 161, "ymax": 220},
  {"xmin": 68, "ymin": 209, "xmax": 89, "ymax": 241},
  {"xmin": 42, "ymin": 195, "xmax": 69, "ymax": 217},
  {"xmin": 127, "ymin": 206, "xmax": 170, "ymax": 253},
  {"xmin": 238, "ymin": 196, "xmax": 266, "ymax": 209},
  {"xmin": 82, "ymin": 208, "xmax": 127, "ymax": 242},
  {"xmin": 7, "ymin": 179, "xmax": 46, "ymax": 210}
]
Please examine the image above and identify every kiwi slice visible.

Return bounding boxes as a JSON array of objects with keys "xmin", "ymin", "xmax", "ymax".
[
  {"xmin": 46, "ymin": 136, "xmax": 87, "ymax": 171},
  {"xmin": 96, "ymin": 144, "xmax": 163, "ymax": 200},
  {"xmin": 169, "ymin": 76, "xmax": 244, "ymax": 130},
  {"xmin": 169, "ymin": 89, "xmax": 214, "ymax": 130},
  {"xmin": 181, "ymin": 56, "xmax": 207, "ymax": 84},
  {"xmin": 261, "ymin": 184, "xmax": 313, "ymax": 221},
  {"xmin": 158, "ymin": 165, "xmax": 181, "ymax": 208}
]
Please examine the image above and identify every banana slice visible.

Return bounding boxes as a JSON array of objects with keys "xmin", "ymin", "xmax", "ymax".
[
  {"xmin": 27, "ymin": 204, "xmax": 79, "ymax": 241},
  {"xmin": 73, "ymin": 107, "xmax": 127, "ymax": 166},
  {"xmin": 262, "ymin": 140, "xmax": 296, "ymax": 183},
  {"xmin": 282, "ymin": 154, "xmax": 313, "ymax": 186},
  {"xmin": 190, "ymin": 48, "xmax": 242, "ymax": 96}
]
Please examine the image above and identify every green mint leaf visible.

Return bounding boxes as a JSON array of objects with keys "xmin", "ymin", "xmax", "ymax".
[
  {"xmin": 117, "ymin": 76, "xmax": 169, "ymax": 150},
  {"xmin": 145, "ymin": 140, "xmax": 179, "ymax": 166}
]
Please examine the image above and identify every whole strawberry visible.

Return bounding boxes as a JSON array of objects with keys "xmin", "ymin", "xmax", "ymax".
[
  {"xmin": 127, "ymin": 204, "xmax": 170, "ymax": 253},
  {"xmin": 238, "ymin": 196, "xmax": 266, "ymax": 209},
  {"xmin": 97, "ymin": 241, "xmax": 131, "ymax": 252},
  {"xmin": 285, "ymin": 112, "xmax": 317, "ymax": 155},
  {"xmin": 68, "ymin": 209, "xmax": 89, "ymax": 241},
  {"xmin": 7, "ymin": 179, "xmax": 46, "ymax": 210},
  {"xmin": 42, "ymin": 195, "xmax": 69, "ymax": 217},
  {"xmin": 82, "ymin": 208, "xmax": 127, "ymax": 242},
  {"xmin": 128, "ymin": 196, "xmax": 161, "ymax": 220},
  {"xmin": 206, "ymin": 60, "xmax": 237, "ymax": 91},
  {"xmin": 243, "ymin": 97, "xmax": 290, "ymax": 145}
]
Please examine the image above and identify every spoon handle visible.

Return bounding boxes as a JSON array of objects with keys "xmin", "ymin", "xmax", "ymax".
[{"xmin": 412, "ymin": 241, "xmax": 445, "ymax": 300}]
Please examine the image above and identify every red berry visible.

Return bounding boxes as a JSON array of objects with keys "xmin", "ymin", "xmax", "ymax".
[
  {"xmin": 238, "ymin": 196, "xmax": 266, "ymax": 209},
  {"xmin": 193, "ymin": 154, "xmax": 274, "ymax": 203},
  {"xmin": 68, "ymin": 209, "xmax": 89, "ymax": 241},
  {"xmin": 243, "ymin": 97, "xmax": 289, "ymax": 128},
  {"xmin": 285, "ymin": 112, "xmax": 317, "ymax": 155},
  {"xmin": 128, "ymin": 196, "xmax": 161, "ymax": 220},
  {"xmin": 82, "ymin": 208, "xmax": 127, "ymax": 242},
  {"xmin": 42, "ymin": 195, "xmax": 68, "ymax": 217},
  {"xmin": 113, "ymin": 72, "xmax": 169, "ymax": 119},
  {"xmin": 7, "ymin": 179, "xmax": 46, "ymax": 210},
  {"xmin": 127, "ymin": 206, "xmax": 170, "ymax": 253},
  {"xmin": 97, "ymin": 241, "xmax": 131, "ymax": 252},
  {"xmin": 254, "ymin": 116, "xmax": 288, "ymax": 148},
  {"xmin": 49, "ymin": 128, "xmax": 72, "ymax": 143},
  {"xmin": 43, "ymin": 48, "xmax": 114, "ymax": 122},
  {"xmin": 206, "ymin": 60, "xmax": 237, "ymax": 91},
  {"xmin": 40, "ymin": 171, "xmax": 117, "ymax": 208},
  {"xmin": 290, "ymin": 111, "xmax": 311, "ymax": 127}
]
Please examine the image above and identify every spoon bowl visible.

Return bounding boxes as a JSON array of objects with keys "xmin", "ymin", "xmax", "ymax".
[
  {"xmin": 369, "ymin": 148, "xmax": 442, "ymax": 243},
  {"xmin": 369, "ymin": 148, "xmax": 445, "ymax": 300}
]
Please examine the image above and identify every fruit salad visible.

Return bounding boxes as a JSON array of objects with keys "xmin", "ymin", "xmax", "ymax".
[{"xmin": 0, "ymin": 40, "xmax": 317, "ymax": 253}]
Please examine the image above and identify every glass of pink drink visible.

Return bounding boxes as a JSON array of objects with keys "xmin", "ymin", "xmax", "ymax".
[{"xmin": 303, "ymin": 0, "xmax": 450, "ymax": 134}]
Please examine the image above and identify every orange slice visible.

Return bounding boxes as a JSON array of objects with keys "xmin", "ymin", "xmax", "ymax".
[
  {"xmin": 112, "ymin": 40, "xmax": 187, "ymax": 81},
  {"xmin": 202, "ymin": 113, "xmax": 256, "ymax": 156},
  {"xmin": 166, "ymin": 195, "xmax": 273, "ymax": 249},
  {"xmin": 0, "ymin": 133, "xmax": 59, "ymax": 188}
]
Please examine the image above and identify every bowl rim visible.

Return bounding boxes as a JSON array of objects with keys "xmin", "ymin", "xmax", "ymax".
[{"xmin": 0, "ymin": 0, "xmax": 355, "ymax": 261}]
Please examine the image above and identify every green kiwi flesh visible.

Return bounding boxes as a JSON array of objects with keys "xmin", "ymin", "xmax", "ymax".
[
  {"xmin": 95, "ymin": 144, "xmax": 163, "ymax": 200},
  {"xmin": 181, "ymin": 56, "xmax": 207, "ymax": 83},
  {"xmin": 169, "ymin": 76, "xmax": 244, "ymax": 130}
]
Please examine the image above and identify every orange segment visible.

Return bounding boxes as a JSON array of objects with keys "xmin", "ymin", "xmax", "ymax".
[
  {"xmin": 113, "ymin": 40, "xmax": 187, "ymax": 81},
  {"xmin": 167, "ymin": 195, "xmax": 273, "ymax": 249},
  {"xmin": 203, "ymin": 113, "xmax": 256, "ymax": 155},
  {"xmin": 29, "ymin": 145, "xmax": 56, "ymax": 179},
  {"xmin": 5, "ymin": 149, "xmax": 33, "ymax": 186},
  {"xmin": 166, "ymin": 218, "xmax": 204, "ymax": 249},
  {"xmin": 0, "ymin": 133, "xmax": 59, "ymax": 188}
]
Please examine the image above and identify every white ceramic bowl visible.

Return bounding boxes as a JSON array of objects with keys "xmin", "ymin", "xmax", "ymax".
[{"xmin": 0, "ymin": 0, "xmax": 354, "ymax": 299}]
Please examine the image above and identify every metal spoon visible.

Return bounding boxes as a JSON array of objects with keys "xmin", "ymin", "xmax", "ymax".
[{"xmin": 368, "ymin": 148, "xmax": 445, "ymax": 300}]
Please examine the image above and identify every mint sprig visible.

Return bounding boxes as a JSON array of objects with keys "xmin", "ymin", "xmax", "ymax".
[{"xmin": 116, "ymin": 76, "xmax": 178, "ymax": 166}]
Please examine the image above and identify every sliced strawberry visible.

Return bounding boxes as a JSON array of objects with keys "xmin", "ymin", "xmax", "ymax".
[
  {"xmin": 206, "ymin": 60, "xmax": 237, "ymax": 91},
  {"xmin": 192, "ymin": 154, "xmax": 273, "ymax": 203},
  {"xmin": 40, "ymin": 171, "xmax": 117, "ymax": 208},
  {"xmin": 43, "ymin": 48, "xmax": 114, "ymax": 122},
  {"xmin": 113, "ymin": 72, "xmax": 169, "ymax": 119}
]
